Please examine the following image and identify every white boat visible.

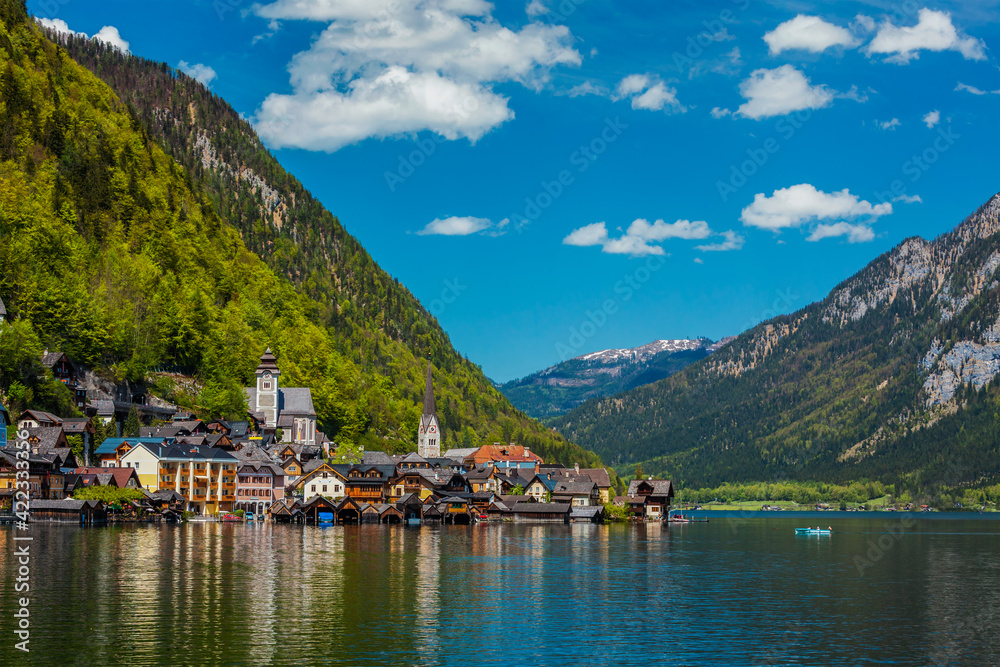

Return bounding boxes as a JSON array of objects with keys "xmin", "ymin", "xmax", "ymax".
[{"xmin": 795, "ymin": 528, "xmax": 831, "ymax": 535}]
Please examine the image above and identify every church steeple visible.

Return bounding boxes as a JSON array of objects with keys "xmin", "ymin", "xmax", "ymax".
[
  {"xmin": 417, "ymin": 359, "xmax": 440, "ymax": 458},
  {"xmin": 423, "ymin": 359, "xmax": 436, "ymax": 416}
]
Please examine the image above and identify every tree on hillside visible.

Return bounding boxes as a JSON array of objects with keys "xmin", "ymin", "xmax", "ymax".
[
  {"xmin": 122, "ymin": 407, "xmax": 141, "ymax": 438},
  {"xmin": 634, "ymin": 463, "xmax": 644, "ymax": 480}
]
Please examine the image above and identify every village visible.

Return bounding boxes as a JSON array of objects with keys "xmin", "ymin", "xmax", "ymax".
[{"xmin": 1, "ymin": 349, "xmax": 675, "ymax": 526}]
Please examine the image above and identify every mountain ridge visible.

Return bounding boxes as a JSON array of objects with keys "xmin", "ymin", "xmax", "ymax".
[
  {"xmin": 551, "ymin": 192, "xmax": 1000, "ymax": 491},
  {"xmin": 499, "ymin": 337, "xmax": 733, "ymax": 419}
]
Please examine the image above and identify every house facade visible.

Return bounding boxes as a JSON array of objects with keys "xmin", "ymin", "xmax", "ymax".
[
  {"xmin": 235, "ymin": 462, "xmax": 286, "ymax": 515},
  {"xmin": 120, "ymin": 443, "xmax": 239, "ymax": 514}
]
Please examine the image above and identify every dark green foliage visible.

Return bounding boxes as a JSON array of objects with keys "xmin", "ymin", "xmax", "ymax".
[{"xmin": 122, "ymin": 407, "xmax": 140, "ymax": 438}]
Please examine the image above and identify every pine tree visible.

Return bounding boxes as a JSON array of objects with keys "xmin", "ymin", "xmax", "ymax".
[{"xmin": 122, "ymin": 408, "xmax": 141, "ymax": 438}]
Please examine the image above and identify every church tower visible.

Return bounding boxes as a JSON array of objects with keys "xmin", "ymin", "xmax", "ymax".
[
  {"xmin": 417, "ymin": 360, "xmax": 440, "ymax": 458},
  {"xmin": 254, "ymin": 348, "xmax": 281, "ymax": 428}
]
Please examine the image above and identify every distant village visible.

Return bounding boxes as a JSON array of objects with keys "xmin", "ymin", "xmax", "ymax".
[{"xmin": 2, "ymin": 348, "xmax": 675, "ymax": 526}]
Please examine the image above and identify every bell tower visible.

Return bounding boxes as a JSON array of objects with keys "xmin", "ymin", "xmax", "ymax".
[
  {"xmin": 255, "ymin": 347, "xmax": 281, "ymax": 428},
  {"xmin": 417, "ymin": 360, "xmax": 440, "ymax": 458}
]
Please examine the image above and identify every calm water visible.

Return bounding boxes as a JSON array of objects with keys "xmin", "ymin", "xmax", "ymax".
[{"xmin": 2, "ymin": 517, "xmax": 999, "ymax": 666}]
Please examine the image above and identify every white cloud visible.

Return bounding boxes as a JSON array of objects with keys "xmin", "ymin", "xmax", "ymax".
[
  {"xmin": 526, "ymin": 0, "xmax": 548, "ymax": 18},
  {"xmin": 93, "ymin": 26, "xmax": 129, "ymax": 52},
  {"xmin": 923, "ymin": 110, "xmax": 940, "ymax": 128},
  {"xmin": 764, "ymin": 15, "xmax": 859, "ymax": 55},
  {"xmin": 955, "ymin": 82, "xmax": 1000, "ymax": 95},
  {"xmin": 615, "ymin": 74, "xmax": 685, "ymax": 112},
  {"xmin": 878, "ymin": 118, "xmax": 900, "ymax": 130},
  {"xmin": 252, "ymin": 0, "xmax": 581, "ymax": 151},
  {"xmin": 627, "ymin": 218, "xmax": 712, "ymax": 241},
  {"xmin": 736, "ymin": 65, "xmax": 834, "ymax": 119},
  {"xmin": 693, "ymin": 257, "xmax": 704, "ymax": 264},
  {"xmin": 563, "ymin": 218, "xmax": 717, "ymax": 257},
  {"xmin": 807, "ymin": 222, "xmax": 875, "ymax": 243},
  {"xmin": 696, "ymin": 230, "xmax": 745, "ymax": 252},
  {"xmin": 178, "ymin": 61, "xmax": 218, "ymax": 87},
  {"xmin": 563, "ymin": 222, "xmax": 609, "ymax": 247},
  {"xmin": 38, "ymin": 18, "xmax": 130, "ymax": 53},
  {"xmin": 710, "ymin": 106, "xmax": 732, "ymax": 119},
  {"xmin": 894, "ymin": 194, "xmax": 922, "ymax": 204},
  {"xmin": 417, "ymin": 215, "xmax": 508, "ymax": 236},
  {"xmin": 566, "ymin": 81, "xmax": 606, "ymax": 97},
  {"xmin": 741, "ymin": 183, "xmax": 892, "ymax": 233},
  {"xmin": 867, "ymin": 9, "xmax": 987, "ymax": 64}
]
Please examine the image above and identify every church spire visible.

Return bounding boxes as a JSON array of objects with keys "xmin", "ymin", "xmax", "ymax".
[{"xmin": 423, "ymin": 359, "xmax": 436, "ymax": 416}]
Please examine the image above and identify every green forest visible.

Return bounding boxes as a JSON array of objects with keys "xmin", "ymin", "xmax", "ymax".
[{"xmin": 0, "ymin": 1, "xmax": 603, "ymax": 468}]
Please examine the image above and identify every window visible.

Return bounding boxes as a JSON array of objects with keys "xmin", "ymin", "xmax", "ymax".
[
  {"xmin": 262, "ymin": 381, "xmax": 271, "ymax": 390},
  {"xmin": 322, "ymin": 485, "xmax": 327, "ymax": 493},
  {"xmin": 311, "ymin": 485, "xmax": 316, "ymax": 492}
]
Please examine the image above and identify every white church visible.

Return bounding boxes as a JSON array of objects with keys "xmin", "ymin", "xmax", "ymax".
[
  {"xmin": 245, "ymin": 348, "xmax": 318, "ymax": 446},
  {"xmin": 417, "ymin": 360, "xmax": 441, "ymax": 458}
]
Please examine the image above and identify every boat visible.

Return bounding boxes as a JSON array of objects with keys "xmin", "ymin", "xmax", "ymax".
[
  {"xmin": 668, "ymin": 512, "xmax": 708, "ymax": 523},
  {"xmin": 795, "ymin": 528, "xmax": 832, "ymax": 535}
]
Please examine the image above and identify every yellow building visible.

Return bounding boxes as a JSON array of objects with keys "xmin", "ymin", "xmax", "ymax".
[{"xmin": 120, "ymin": 442, "xmax": 239, "ymax": 514}]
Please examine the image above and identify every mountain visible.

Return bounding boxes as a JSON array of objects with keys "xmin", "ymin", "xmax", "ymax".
[
  {"xmin": 499, "ymin": 338, "xmax": 731, "ymax": 419},
  {"xmin": 552, "ymin": 194, "xmax": 1000, "ymax": 492},
  {"xmin": 0, "ymin": 2, "xmax": 603, "ymax": 469}
]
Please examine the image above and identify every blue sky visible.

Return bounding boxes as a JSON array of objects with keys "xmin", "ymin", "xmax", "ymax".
[{"xmin": 30, "ymin": 0, "xmax": 999, "ymax": 382}]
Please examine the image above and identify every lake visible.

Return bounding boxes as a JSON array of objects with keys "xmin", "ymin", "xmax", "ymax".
[{"xmin": 3, "ymin": 517, "xmax": 999, "ymax": 665}]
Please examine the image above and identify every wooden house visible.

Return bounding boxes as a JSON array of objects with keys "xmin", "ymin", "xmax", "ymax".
[
  {"xmin": 30, "ymin": 499, "xmax": 107, "ymax": 524},
  {"xmin": 511, "ymin": 502, "xmax": 571, "ymax": 523},
  {"xmin": 626, "ymin": 479, "xmax": 674, "ymax": 521}
]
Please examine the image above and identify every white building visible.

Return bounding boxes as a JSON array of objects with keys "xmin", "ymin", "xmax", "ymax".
[{"xmin": 244, "ymin": 348, "xmax": 317, "ymax": 446}]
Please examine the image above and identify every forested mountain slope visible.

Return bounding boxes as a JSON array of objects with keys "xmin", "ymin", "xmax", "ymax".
[
  {"xmin": 553, "ymin": 194, "xmax": 1000, "ymax": 490},
  {"xmin": 0, "ymin": 0, "xmax": 601, "ymax": 466}
]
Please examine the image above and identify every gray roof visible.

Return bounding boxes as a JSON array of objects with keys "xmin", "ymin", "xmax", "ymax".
[
  {"xmin": 627, "ymin": 479, "xmax": 674, "ymax": 497},
  {"xmin": 237, "ymin": 461, "xmax": 284, "ymax": 476},
  {"xmin": 361, "ymin": 451, "xmax": 395, "ymax": 466},
  {"xmin": 41, "ymin": 351, "xmax": 68, "ymax": 368},
  {"xmin": 400, "ymin": 452, "xmax": 428, "ymax": 463},
  {"xmin": 570, "ymin": 507, "xmax": 603, "ymax": 519},
  {"xmin": 443, "ymin": 447, "xmax": 478, "ymax": 461},
  {"xmin": 511, "ymin": 502, "xmax": 571, "ymax": 514},
  {"xmin": 245, "ymin": 386, "xmax": 316, "ymax": 417},
  {"xmin": 0, "ymin": 296, "xmax": 5, "ymax": 315},
  {"xmin": 552, "ymin": 480, "xmax": 596, "ymax": 496},
  {"xmin": 30, "ymin": 499, "xmax": 101, "ymax": 511},
  {"xmin": 26, "ymin": 427, "xmax": 66, "ymax": 452}
]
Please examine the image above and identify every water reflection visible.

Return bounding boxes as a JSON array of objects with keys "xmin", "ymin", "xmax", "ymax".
[{"xmin": 2, "ymin": 519, "xmax": 1000, "ymax": 666}]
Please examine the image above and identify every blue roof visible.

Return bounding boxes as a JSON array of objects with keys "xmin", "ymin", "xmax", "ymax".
[{"xmin": 95, "ymin": 437, "xmax": 171, "ymax": 455}]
